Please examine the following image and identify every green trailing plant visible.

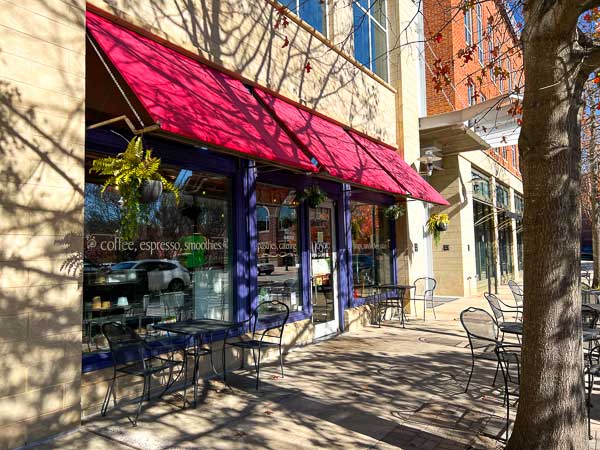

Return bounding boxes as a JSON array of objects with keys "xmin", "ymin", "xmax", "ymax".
[
  {"xmin": 298, "ymin": 184, "xmax": 327, "ymax": 208},
  {"xmin": 426, "ymin": 213, "xmax": 449, "ymax": 246},
  {"xmin": 90, "ymin": 136, "xmax": 179, "ymax": 241},
  {"xmin": 383, "ymin": 203, "xmax": 406, "ymax": 220}
]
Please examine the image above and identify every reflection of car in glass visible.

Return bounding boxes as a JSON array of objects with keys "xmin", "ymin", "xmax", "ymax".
[
  {"xmin": 111, "ymin": 260, "xmax": 191, "ymax": 292},
  {"xmin": 258, "ymin": 263, "xmax": 275, "ymax": 275}
]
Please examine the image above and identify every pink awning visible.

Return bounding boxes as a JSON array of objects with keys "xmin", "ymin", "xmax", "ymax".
[
  {"xmin": 86, "ymin": 11, "xmax": 317, "ymax": 173},
  {"xmin": 254, "ymin": 90, "xmax": 408, "ymax": 195},
  {"xmin": 349, "ymin": 132, "xmax": 450, "ymax": 206}
]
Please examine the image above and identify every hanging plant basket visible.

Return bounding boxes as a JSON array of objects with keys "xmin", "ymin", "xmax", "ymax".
[
  {"xmin": 140, "ymin": 180, "xmax": 164, "ymax": 203},
  {"xmin": 384, "ymin": 204, "xmax": 405, "ymax": 221},
  {"xmin": 298, "ymin": 185, "xmax": 327, "ymax": 208},
  {"xmin": 90, "ymin": 136, "xmax": 180, "ymax": 241},
  {"xmin": 426, "ymin": 213, "xmax": 449, "ymax": 246}
]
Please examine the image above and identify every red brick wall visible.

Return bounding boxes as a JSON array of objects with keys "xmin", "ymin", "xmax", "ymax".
[{"xmin": 423, "ymin": 0, "xmax": 523, "ymax": 179}]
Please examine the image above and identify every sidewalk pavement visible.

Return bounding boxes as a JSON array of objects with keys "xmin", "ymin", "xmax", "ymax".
[{"xmin": 33, "ymin": 288, "xmax": 600, "ymax": 450}]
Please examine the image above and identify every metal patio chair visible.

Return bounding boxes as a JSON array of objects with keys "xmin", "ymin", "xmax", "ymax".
[
  {"xmin": 460, "ymin": 307, "xmax": 503, "ymax": 393},
  {"xmin": 225, "ymin": 300, "xmax": 290, "ymax": 390},
  {"xmin": 101, "ymin": 322, "xmax": 185, "ymax": 426},
  {"xmin": 495, "ymin": 343, "xmax": 521, "ymax": 442},
  {"xmin": 485, "ymin": 292, "xmax": 522, "ymax": 328},
  {"xmin": 507, "ymin": 280, "xmax": 523, "ymax": 308},
  {"xmin": 412, "ymin": 277, "xmax": 437, "ymax": 319}
]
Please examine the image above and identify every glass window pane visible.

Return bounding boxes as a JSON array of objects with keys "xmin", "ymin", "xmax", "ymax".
[
  {"xmin": 353, "ymin": 3, "xmax": 370, "ymax": 68},
  {"xmin": 371, "ymin": 0, "xmax": 386, "ymax": 27},
  {"xmin": 83, "ymin": 155, "xmax": 232, "ymax": 353},
  {"xmin": 351, "ymin": 203, "xmax": 392, "ymax": 298},
  {"xmin": 299, "ymin": 0, "xmax": 326, "ymax": 35},
  {"xmin": 256, "ymin": 183, "xmax": 302, "ymax": 312},
  {"xmin": 372, "ymin": 23, "xmax": 388, "ymax": 81}
]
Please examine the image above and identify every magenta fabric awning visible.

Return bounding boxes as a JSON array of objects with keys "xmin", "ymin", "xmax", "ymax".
[
  {"xmin": 349, "ymin": 132, "xmax": 450, "ymax": 206},
  {"xmin": 86, "ymin": 11, "xmax": 317, "ymax": 173},
  {"xmin": 254, "ymin": 90, "xmax": 408, "ymax": 195}
]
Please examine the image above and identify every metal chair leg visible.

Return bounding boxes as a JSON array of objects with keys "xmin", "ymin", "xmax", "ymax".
[
  {"xmin": 132, "ymin": 375, "xmax": 148, "ymax": 427},
  {"xmin": 255, "ymin": 347, "xmax": 262, "ymax": 390},
  {"xmin": 101, "ymin": 374, "xmax": 116, "ymax": 416},
  {"xmin": 493, "ymin": 361, "xmax": 500, "ymax": 386},
  {"xmin": 279, "ymin": 345, "xmax": 284, "ymax": 377},
  {"xmin": 465, "ymin": 358, "xmax": 475, "ymax": 393}
]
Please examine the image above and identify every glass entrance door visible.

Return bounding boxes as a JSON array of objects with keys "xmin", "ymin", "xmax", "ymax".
[{"xmin": 310, "ymin": 203, "xmax": 339, "ymax": 338}]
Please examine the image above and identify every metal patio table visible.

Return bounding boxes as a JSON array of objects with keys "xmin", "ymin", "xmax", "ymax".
[
  {"xmin": 376, "ymin": 284, "xmax": 412, "ymax": 328},
  {"xmin": 152, "ymin": 319, "xmax": 238, "ymax": 407},
  {"xmin": 500, "ymin": 322, "xmax": 600, "ymax": 343}
]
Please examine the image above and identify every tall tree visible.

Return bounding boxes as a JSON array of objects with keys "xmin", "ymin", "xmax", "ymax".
[{"xmin": 508, "ymin": 3, "xmax": 600, "ymax": 449}]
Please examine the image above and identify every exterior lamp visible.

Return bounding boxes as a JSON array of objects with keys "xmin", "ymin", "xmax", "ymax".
[{"xmin": 418, "ymin": 149, "xmax": 442, "ymax": 176}]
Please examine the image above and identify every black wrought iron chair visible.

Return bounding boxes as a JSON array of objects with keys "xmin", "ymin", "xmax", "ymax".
[
  {"xmin": 413, "ymin": 277, "xmax": 437, "ymax": 319},
  {"xmin": 225, "ymin": 300, "xmax": 290, "ymax": 390},
  {"xmin": 585, "ymin": 344, "xmax": 600, "ymax": 439},
  {"xmin": 495, "ymin": 343, "xmax": 521, "ymax": 442},
  {"xmin": 484, "ymin": 292, "xmax": 522, "ymax": 329},
  {"xmin": 101, "ymin": 322, "xmax": 185, "ymax": 426},
  {"xmin": 583, "ymin": 305, "xmax": 600, "ymax": 329},
  {"xmin": 507, "ymin": 280, "xmax": 523, "ymax": 309},
  {"xmin": 460, "ymin": 307, "xmax": 502, "ymax": 393},
  {"xmin": 378, "ymin": 285, "xmax": 408, "ymax": 327}
]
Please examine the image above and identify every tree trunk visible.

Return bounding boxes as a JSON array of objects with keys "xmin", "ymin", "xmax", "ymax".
[
  {"xmin": 506, "ymin": 12, "xmax": 588, "ymax": 450},
  {"xmin": 593, "ymin": 211, "xmax": 600, "ymax": 287}
]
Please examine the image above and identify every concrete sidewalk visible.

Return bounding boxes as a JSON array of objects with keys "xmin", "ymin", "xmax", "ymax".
[{"xmin": 33, "ymin": 289, "xmax": 599, "ymax": 450}]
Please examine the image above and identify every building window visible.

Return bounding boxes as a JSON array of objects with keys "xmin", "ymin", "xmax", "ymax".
[
  {"xmin": 464, "ymin": 8, "xmax": 473, "ymax": 46},
  {"xmin": 83, "ymin": 154, "xmax": 233, "ymax": 354},
  {"xmin": 501, "ymin": 146, "xmax": 507, "ymax": 160},
  {"xmin": 496, "ymin": 184, "xmax": 509, "ymax": 209},
  {"xmin": 351, "ymin": 202, "xmax": 392, "ymax": 298},
  {"xmin": 511, "ymin": 145, "xmax": 517, "ymax": 167},
  {"xmin": 472, "ymin": 170, "xmax": 491, "ymax": 202},
  {"xmin": 476, "ymin": 4, "xmax": 484, "ymax": 63},
  {"xmin": 507, "ymin": 59, "xmax": 512, "ymax": 92},
  {"xmin": 499, "ymin": 59, "xmax": 504, "ymax": 93},
  {"xmin": 256, "ymin": 183, "xmax": 302, "ymax": 312},
  {"xmin": 281, "ymin": 0, "xmax": 328, "ymax": 36},
  {"xmin": 468, "ymin": 83, "xmax": 475, "ymax": 106},
  {"xmin": 257, "ymin": 206, "xmax": 270, "ymax": 232},
  {"xmin": 353, "ymin": 0, "xmax": 389, "ymax": 81},
  {"xmin": 488, "ymin": 25, "xmax": 495, "ymax": 82}
]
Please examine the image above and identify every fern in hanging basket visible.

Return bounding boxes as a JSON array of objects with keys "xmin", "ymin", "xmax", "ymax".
[
  {"xmin": 90, "ymin": 136, "xmax": 179, "ymax": 241},
  {"xmin": 383, "ymin": 204, "xmax": 405, "ymax": 220},
  {"xmin": 297, "ymin": 185, "xmax": 327, "ymax": 208},
  {"xmin": 426, "ymin": 213, "xmax": 449, "ymax": 246}
]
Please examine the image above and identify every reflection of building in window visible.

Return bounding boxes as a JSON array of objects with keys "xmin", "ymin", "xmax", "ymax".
[
  {"xmin": 257, "ymin": 206, "xmax": 270, "ymax": 232},
  {"xmin": 279, "ymin": 0, "xmax": 328, "ymax": 36},
  {"xmin": 350, "ymin": 202, "xmax": 392, "ymax": 298},
  {"xmin": 83, "ymin": 154, "xmax": 233, "ymax": 354},
  {"xmin": 278, "ymin": 205, "xmax": 296, "ymax": 230}
]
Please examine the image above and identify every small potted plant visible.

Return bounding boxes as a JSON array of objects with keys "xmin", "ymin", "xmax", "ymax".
[
  {"xmin": 384, "ymin": 204, "xmax": 405, "ymax": 221},
  {"xmin": 426, "ymin": 213, "xmax": 449, "ymax": 245},
  {"xmin": 90, "ymin": 136, "xmax": 179, "ymax": 240}
]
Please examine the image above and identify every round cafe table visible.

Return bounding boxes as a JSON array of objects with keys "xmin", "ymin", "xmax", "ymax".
[{"xmin": 500, "ymin": 322, "xmax": 600, "ymax": 343}]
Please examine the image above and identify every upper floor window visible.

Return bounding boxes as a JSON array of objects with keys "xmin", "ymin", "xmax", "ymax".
[
  {"xmin": 476, "ymin": 4, "xmax": 484, "ymax": 63},
  {"xmin": 496, "ymin": 184, "xmax": 509, "ymax": 209},
  {"xmin": 511, "ymin": 145, "xmax": 517, "ymax": 167},
  {"xmin": 472, "ymin": 170, "xmax": 491, "ymax": 202},
  {"xmin": 499, "ymin": 59, "xmax": 504, "ymax": 93},
  {"xmin": 467, "ymin": 83, "xmax": 475, "ymax": 106},
  {"xmin": 488, "ymin": 25, "xmax": 495, "ymax": 82},
  {"xmin": 353, "ymin": 0, "xmax": 389, "ymax": 81},
  {"xmin": 281, "ymin": 0, "xmax": 328, "ymax": 36},
  {"xmin": 507, "ymin": 59, "xmax": 512, "ymax": 92},
  {"xmin": 464, "ymin": 9, "xmax": 473, "ymax": 46}
]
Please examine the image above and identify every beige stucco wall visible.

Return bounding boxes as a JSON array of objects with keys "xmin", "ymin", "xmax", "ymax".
[
  {"xmin": 0, "ymin": 1, "xmax": 86, "ymax": 448},
  {"xmin": 428, "ymin": 150, "xmax": 523, "ymax": 297},
  {"xmin": 88, "ymin": 0, "xmax": 398, "ymax": 145}
]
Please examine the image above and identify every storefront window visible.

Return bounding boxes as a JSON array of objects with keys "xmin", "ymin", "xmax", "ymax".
[
  {"xmin": 83, "ymin": 154, "xmax": 232, "ymax": 353},
  {"xmin": 473, "ymin": 200, "xmax": 495, "ymax": 288},
  {"xmin": 256, "ymin": 183, "xmax": 302, "ymax": 312},
  {"xmin": 350, "ymin": 202, "xmax": 392, "ymax": 298},
  {"xmin": 515, "ymin": 194, "xmax": 523, "ymax": 272},
  {"xmin": 496, "ymin": 184, "xmax": 509, "ymax": 209}
]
